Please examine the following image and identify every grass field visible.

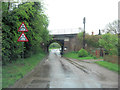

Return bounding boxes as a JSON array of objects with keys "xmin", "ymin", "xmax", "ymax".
[{"xmin": 2, "ymin": 52, "xmax": 46, "ymax": 88}]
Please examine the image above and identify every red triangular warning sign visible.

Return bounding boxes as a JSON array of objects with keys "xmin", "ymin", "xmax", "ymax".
[
  {"xmin": 18, "ymin": 22, "xmax": 28, "ymax": 32},
  {"xmin": 17, "ymin": 32, "xmax": 28, "ymax": 42}
]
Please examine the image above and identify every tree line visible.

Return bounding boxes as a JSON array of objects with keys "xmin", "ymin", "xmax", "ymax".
[{"xmin": 2, "ymin": 2, "xmax": 50, "ymax": 64}]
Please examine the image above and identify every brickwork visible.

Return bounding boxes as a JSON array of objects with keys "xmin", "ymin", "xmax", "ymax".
[
  {"xmin": 64, "ymin": 41, "xmax": 70, "ymax": 53},
  {"xmin": 64, "ymin": 35, "xmax": 82, "ymax": 53},
  {"xmin": 86, "ymin": 47, "xmax": 105, "ymax": 58}
]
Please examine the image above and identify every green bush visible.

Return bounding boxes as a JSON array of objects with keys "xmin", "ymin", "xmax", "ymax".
[
  {"xmin": 93, "ymin": 56, "xmax": 97, "ymax": 59},
  {"xmin": 90, "ymin": 54, "xmax": 93, "ymax": 57},
  {"xmin": 78, "ymin": 48, "xmax": 88, "ymax": 57}
]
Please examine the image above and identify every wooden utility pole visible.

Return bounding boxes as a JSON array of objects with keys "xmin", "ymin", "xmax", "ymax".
[
  {"xmin": 98, "ymin": 29, "xmax": 101, "ymax": 35},
  {"xmin": 83, "ymin": 17, "xmax": 86, "ymax": 49}
]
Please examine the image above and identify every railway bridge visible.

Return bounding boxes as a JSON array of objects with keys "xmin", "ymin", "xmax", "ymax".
[{"xmin": 45, "ymin": 33, "xmax": 82, "ymax": 54}]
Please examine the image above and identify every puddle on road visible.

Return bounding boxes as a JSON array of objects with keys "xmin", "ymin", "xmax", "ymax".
[
  {"xmin": 59, "ymin": 60, "xmax": 72, "ymax": 73},
  {"xmin": 49, "ymin": 78, "xmax": 102, "ymax": 88},
  {"xmin": 58, "ymin": 58, "xmax": 77, "ymax": 80}
]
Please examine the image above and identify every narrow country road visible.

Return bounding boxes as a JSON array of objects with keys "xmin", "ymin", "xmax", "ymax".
[{"xmin": 11, "ymin": 49, "xmax": 118, "ymax": 88}]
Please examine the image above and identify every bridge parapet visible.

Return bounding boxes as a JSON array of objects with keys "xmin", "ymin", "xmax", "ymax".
[{"xmin": 52, "ymin": 33, "xmax": 78, "ymax": 41}]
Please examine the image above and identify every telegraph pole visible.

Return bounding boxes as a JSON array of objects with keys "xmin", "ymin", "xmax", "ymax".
[{"xmin": 83, "ymin": 17, "xmax": 86, "ymax": 49}]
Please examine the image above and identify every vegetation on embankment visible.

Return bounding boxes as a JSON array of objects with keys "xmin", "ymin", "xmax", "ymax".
[
  {"xmin": 63, "ymin": 52, "xmax": 119, "ymax": 72},
  {"xmin": 2, "ymin": 2, "xmax": 50, "ymax": 64},
  {"xmin": 2, "ymin": 52, "xmax": 46, "ymax": 88}
]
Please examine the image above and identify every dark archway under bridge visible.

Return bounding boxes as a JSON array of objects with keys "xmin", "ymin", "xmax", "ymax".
[{"xmin": 46, "ymin": 39, "xmax": 64, "ymax": 54}]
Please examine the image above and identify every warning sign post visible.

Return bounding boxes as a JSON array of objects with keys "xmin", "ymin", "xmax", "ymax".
[
  {"xmin": 17, "ymin": 32, "xmax": 28, "ymax": 42},
  {"xmin": 17, "ymin": 22, "xmax": 29, "ymax": 59}
]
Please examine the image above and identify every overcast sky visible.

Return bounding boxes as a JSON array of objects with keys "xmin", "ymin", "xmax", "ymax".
[{"xmin": 44, "ymin": 0, "xmax": 119, "ymax": 35}]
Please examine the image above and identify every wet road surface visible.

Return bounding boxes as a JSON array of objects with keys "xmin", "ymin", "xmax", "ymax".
[{"xmin": 11, "ymin": 49, "xmax": 118, "ymax": 88}]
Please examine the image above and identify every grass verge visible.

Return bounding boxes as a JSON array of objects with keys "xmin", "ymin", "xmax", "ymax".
[
  {"xmin": 63, "ymin": 52, "xmax": 119, "ymax": 73},
  {"xmin": 63, "ymin": 52, "xmax": 102, "ymax": 60},
  {"xmin": 95, "ymin": 61, "xmax": 119, "ymax": 73},
  {"xmin": 2, "ymin": 52, "xmax": 46, "ymax": 88}
]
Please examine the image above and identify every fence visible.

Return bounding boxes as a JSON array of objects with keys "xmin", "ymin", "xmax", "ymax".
[
  {"xmin": 103, "ymin": 55, "xmax": 119, "ymax": 64},
  {"xmin": 87, "ymin": 48, "xmax": 119, "ymax": 64},
  {"xmin": 86, "ymin": 47, "xmax": 104, "ymax": 58}
]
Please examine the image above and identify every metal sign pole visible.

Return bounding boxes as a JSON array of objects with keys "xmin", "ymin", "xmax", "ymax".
[{"xmin": 22, "ymin": 42, "xmax": 24, "ymax": 59}]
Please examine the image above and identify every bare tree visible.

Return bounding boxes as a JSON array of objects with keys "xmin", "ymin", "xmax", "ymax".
[{"xmin": 102, "ymin": 20, "xmax": 119, "ymax": 34}]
